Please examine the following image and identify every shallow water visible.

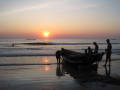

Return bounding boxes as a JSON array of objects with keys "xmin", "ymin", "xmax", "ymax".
[{"xmin": 0, "ymin": 56, "xmax": 120, "ymax": 90}]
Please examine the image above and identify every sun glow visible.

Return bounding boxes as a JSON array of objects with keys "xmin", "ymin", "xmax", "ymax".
[
  {"xmin": 43, "ymin": 32, "xmax": 50, "ymax": 37},
  {"xmin": 44, "ymin": 59, "xmax": 49, "ymax": 63}
]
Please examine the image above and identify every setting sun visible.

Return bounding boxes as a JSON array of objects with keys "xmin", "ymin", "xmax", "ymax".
[{"xmin": 43, "ymin": 32, "xmax": 50, "ymax": 37}]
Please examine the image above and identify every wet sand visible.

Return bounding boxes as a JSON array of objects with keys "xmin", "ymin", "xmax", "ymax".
[{"xmin": 0, "ymin": 56, "xmax": 120, "ymax": 90}]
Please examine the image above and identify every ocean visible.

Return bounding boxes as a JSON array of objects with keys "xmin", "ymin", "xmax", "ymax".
[
  {"xmin": 0, "ymin": 38, "xmax": 120, "ymax": 65},
  {"xmin": 0, "ymin": 38, "xmax": 120, "ymax": 90}
]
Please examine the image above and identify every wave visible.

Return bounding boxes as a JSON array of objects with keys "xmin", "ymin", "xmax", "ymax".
[
  {"xmin": 0, "ymin": 50, "xmax": 120, "ymax": 57},
  {"xmin": 0, "ymin": 48, "xmax": 44, "ymax": 50},
  {"xmin": 0, "ymin": 59, "xmax": 120, "ymax": 66},
  {"xmin": 21, "ymin": 42, "xmax": 120, "ymax": 46},
  {"xmin": 0, "ymin": 63, "xmax": 57, "ymax": 66},
  {"xmin": 0, "ymin": 54, "xmax": 55, "ymax": 57}
]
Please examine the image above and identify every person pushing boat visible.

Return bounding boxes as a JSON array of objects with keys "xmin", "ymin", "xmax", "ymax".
[
  {"xmin": 88, "ymin": 46, "xmax": 93, "ymax": 55},
  {"xmin": 56, "ymin": 50, "xmax": 62, "ymax": 63}
]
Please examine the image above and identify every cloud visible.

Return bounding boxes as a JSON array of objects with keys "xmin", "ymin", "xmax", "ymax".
[
  {"xmin": 82, "ymin": 4, "xmax": 98, "ymax": 8},
  {"xmin": 0, "ymin": 0, "xmax": 69, "ymax": 16},
  {"xmin": 0, "ymin": 0, "xmax": 99, "ymax": 16},
  {"xmin": 0, "ymin": 3, "xmax": 51, "ymax": 16}
]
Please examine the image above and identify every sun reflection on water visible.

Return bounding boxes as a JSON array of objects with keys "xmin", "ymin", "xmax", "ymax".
[
  {"xmin": 41, "ymin": 57, "xmax": 52, "ymax": 71},
  {"xmin": 44, "ymin": 65, "xmax": 50, "ymax": 71},
  {"xmin": 42, "ymin": 57, "xmax": 49, "ymax": 64}
]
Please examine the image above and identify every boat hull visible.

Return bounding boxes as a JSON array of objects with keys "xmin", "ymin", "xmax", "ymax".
[{"xmin": 61, "ymin": 49, "xmax": 104, "ymax": 65}]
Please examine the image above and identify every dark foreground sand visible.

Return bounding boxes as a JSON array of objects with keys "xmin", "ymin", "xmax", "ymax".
[{"xmin": 0, "ymin": 56, "xmax": 120, "ymax": 90}]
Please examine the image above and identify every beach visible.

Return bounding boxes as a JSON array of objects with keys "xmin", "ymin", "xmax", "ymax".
[
  {"xmin": 0, "ymin": 38, "xmax": 120, "ymax": 90},
  {"xmin": 0, "ymin": 56, "xmax": 120, "ymax": 90},
  {"xmin": 0, "ymin": 0, "xmax": 120, "ymax": 89}
]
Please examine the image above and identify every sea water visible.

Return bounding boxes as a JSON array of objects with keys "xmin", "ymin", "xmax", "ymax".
[
  {"xmin": 0, "ymin": 38, "xmax": 120, "ymax": 90},
  {"xmin": 0, "ymin": 38, "xmax": 120, "ymax": 65}
]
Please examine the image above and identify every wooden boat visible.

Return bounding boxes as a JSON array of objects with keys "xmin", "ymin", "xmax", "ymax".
[{"xmin": 60, "ymin": 48, "xmax": 104, "ymax": 65}]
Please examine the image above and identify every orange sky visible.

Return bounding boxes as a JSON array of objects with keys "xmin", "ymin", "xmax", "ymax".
[{"xmin": 0, "ymin": 0, "xmax": 120, "ymax": 38}]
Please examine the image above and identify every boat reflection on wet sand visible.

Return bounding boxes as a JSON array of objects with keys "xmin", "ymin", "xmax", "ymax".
[{"xmin": 56, "ymin": 63, "xmax": 120, "ymax": 86}]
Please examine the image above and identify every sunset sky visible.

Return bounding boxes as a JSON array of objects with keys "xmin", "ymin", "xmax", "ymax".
[{"xmin": 0, "ymin": 0, "xmax": 120, "ymax": 38}]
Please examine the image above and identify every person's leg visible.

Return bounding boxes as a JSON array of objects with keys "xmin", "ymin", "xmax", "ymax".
[
  {"xmin": 57, "ymin": 57, "xmax": 59, "ymax": 63},
  {"xmin": 60, "ymin": 56, "xmax": 62, "ymax": 63},
  {"xmin": 109, "ymin": 54, "xmax": 111, "ymax": 66},
  {"xmin": 105, "ymin": 54, "xmax": 108, "ymax": 65},
  {"xmin": 57, "ymin": 58, "xmax": 58, "ymax": 63},
  {"xmin": 58, "ymin": 58, "xmax": 60, "ymax": 63},
  {"xmin": 56, "ymin": 54, "xmax": 58, "ymax": 63}
]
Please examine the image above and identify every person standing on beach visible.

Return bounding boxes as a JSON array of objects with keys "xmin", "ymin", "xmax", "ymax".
[
  {"xmin": 105, "ymin": 39, "xmax": 112, "ymax": 66},
  {"xmin": 93, "ymin": 42, "xmax": 99, "ymax": 54},
  {"xmin": 56, "ymin": 50, "xmax": 61, "ymax": 63},
  {"xmin": 93, "ymin": 42, "xmax": 99, "ymax": 64}
]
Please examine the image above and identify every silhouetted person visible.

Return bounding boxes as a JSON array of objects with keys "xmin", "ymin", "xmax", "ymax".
[
  {"xmin": 61, "ymin": 48, "xmax": 64, "ymax": 51},
  {"xmin": 12, "ymin": 43, "xmax": 15, "ymax": 47},
  {"xmin": 88, "ymin": 46, "xmax": 92, "ymax": 55},
  {"xmin": 56, "ymin": 50, "xmax": 61, "ymax": 63},
  {"xmin": 93, "ymin": 42, "xmax": 99, "ymax": 65},
  {"xmin": 93, "ymin": 42, "xmax": 99, "ymax": 54},
  {"xmin": 85, "ymin": 49, "xmax": 88, "ymax": 54},
  {"xmin": 105, "ymin": 39, "xmax": 112, "ymax": 66},
  {"xmin": 60, "ymin": 48, "xmax": 65, "ymax": 59}
]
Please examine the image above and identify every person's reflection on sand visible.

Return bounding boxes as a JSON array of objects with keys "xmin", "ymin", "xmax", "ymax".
[
  {"xmin": 56, "ymin": 63, "xmax": 64, "ymax": 78},
  {"xmin": 102, "ymin": 65, "xmax": 120, "ymax": 85},
  {"xmin": 104, "ymin": 65, "xmax": 111, "ymax": 78},
  {"xmin": 61, "ymin": 63, "xmax": 98, "ymax": 83},
  {"xmin": 57, "ymin": 63, "xmax": 120, "ymax": 87}
]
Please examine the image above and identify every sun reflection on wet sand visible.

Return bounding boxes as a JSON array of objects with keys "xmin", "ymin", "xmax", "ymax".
[
  {"xmin": 41, "ymin": 57, "xmax": 52, "ymax": 71},
  {"xmin": 42, "ymin": 57, "xmax": 49, "ymax": 64},
  {"xmin": 44, "ymin": 65, "xmax": 51, "ymax": 71}
]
